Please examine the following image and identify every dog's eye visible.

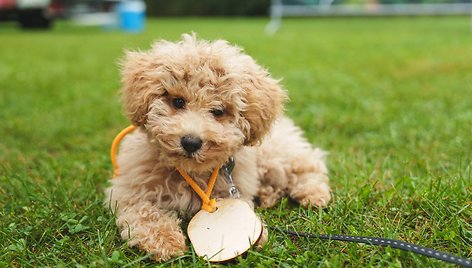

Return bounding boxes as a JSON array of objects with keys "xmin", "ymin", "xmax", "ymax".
[
  {"xmin": 172, "ymin": 98, "xmax": 185, "ymax": 109},
  {"xmin": 211, "ymin": 109, "xmax": 224, "ymax": 117}
]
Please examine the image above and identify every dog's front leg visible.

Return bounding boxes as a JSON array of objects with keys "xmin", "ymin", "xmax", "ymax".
[{"xmin": 115, "ymin": 202, "xmax": 187, "ymax": 261}]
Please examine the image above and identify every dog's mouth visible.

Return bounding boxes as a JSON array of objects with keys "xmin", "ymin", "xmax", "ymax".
[
  {"xmin": 163, "ymin": 140, "xmax": 229, "ymax": 171},
  {"xmin": 181, "ymin": 142, "xmax": 216, "ymax": 163},
  {"xmin": 182, "ymin": 151, "xmax": 203, "ymax": 162}
]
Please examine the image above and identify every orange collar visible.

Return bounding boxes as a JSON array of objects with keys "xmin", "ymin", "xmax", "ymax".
[{"xmin": 110, "ymin": 125, "xmax": 137, "ymax": 177}]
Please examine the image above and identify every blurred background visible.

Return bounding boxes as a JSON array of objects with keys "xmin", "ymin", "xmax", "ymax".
[{"xmin": 0, "ymin": 0, "xmax": 471, "ymax": 31}]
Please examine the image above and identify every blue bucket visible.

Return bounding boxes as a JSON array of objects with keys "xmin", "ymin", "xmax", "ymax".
[{"xmin": 118, "ymin": 1, "xmax": 146, "ymax": 33}]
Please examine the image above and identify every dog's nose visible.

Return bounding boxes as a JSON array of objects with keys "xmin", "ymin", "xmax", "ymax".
[{"xmin": 181, "ymin": 135, "xmax": 203, "ymax": 154}]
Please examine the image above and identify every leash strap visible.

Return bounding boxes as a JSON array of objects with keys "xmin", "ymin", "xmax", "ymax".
[
  {"xmin": 271, "ymin": 226, "xmax": 472, "ymax": 267},
  {"xmin": 110, "ymin": 125, "xmax": 137, "ymax": 177},
  {"xmin": 176, "ymin": 167, "xmax": 219, "ymax": 213}
]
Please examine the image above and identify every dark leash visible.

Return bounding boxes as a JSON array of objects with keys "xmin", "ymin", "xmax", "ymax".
[{"xmin": 270, "ymin": 226, "xmax": 472, "ymax": 267}]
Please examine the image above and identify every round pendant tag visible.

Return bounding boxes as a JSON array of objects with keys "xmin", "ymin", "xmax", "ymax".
[{"xmin": 187, "ymin": 199, "xmax": 263, "ymax": 262}]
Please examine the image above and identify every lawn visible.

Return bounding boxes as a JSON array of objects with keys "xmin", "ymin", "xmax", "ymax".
[{"xmin": 0, "ymin": 17, "xmax": 471, "ymax": 267}]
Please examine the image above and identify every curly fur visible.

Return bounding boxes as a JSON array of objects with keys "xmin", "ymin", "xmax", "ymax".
[{"xmin": 105, "ymin": 33, "xmax": 331, "ymax": 261}]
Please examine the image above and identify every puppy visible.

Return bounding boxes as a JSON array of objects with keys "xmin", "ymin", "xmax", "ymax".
[{"xmin": 105, "ymin": 34, "xmax": 331, "ymax": 261}]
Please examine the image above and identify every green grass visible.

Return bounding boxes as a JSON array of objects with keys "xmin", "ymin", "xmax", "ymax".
[{"xmin": 1, "ymin": 17, "xmax": 471, "ymax": 267}]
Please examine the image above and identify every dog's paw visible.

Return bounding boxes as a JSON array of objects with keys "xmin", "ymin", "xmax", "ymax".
[
  {"xmin": 257, "ymin": 185, "xmax": 285, "ymax": 208},
  {"xmin": 135, "ymin": 230, "xmax": 188, "ymax": 262},
  {"xmin": 146, "ymin": 241, "xmax": 188, "ymax": 262},
  {"xmin": 150, "ymin": 246, "xmax": 187, "ymax": 262},
  {"xmin": 294, "ymin": 182, "xmax": 331, "ymax": 208}
]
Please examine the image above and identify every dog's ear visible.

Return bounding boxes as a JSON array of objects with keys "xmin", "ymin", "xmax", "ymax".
[
  {"xmin": 241, "ymin": 73, "xmax": 287, "ymax": 146},
  {"xmin": 120, "ymin": 50, "xmax": 165, "ymax": 126}
]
